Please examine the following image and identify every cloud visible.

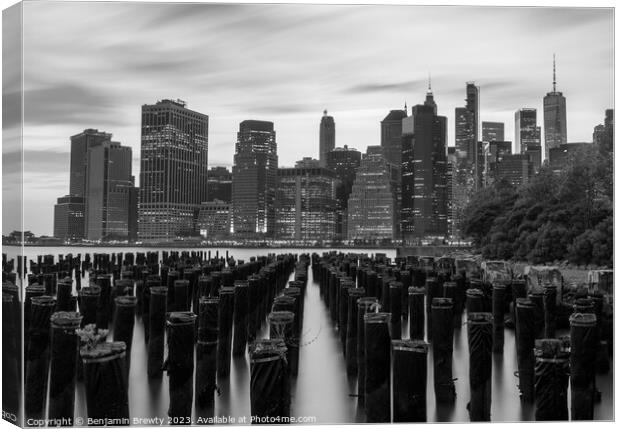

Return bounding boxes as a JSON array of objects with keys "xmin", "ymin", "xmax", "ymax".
[
  {"xmin": 344, "ymin": 80, "xmax": 425, "ymax": 95},
  {"xmin": 23, "ymin": 82, "xmax": 129, "ymax": 128}
]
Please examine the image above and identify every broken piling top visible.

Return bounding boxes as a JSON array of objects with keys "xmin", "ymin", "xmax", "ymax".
[
  {"xmin": 467, "ymin": 312, "xmax": 493, "ymax": 324},
  {"xmin": 357, "ymin": 296, "xmax": 379, "ymax": 311},
  {"xmin": 115, "ymin": 295, "xmax": 137, "ymax": 307},
  {"xmin": 79, "ymin": 285, "xmax": 101, "ymax": 297},
  {"xmin": 364, "ymin": 312, "xmax": 391, "ymax": 324},
  {"xmin": 149, "ymin": 286, "xmax": 168, "ymax": 296},
  {"xmin": 31, "ymin": 295, "xmax": 57, "ymax": 307},
  {"xmin": 408, "ymin": 286, "xmax": 425, "ymax": 295},
  {"xmin": 391, "ymin": 339, "xmax": 429, "ymax": 354},
  {"xmin": 50, "ymin": 311, "xmax": 82, "ymax": 329},
  {"xmin": 249, "ymin": 338, "xmax": 287, "ymax": 361},
  {"xmin": 167, "ymin": 311, "xmax": 198, "ymax": 326},
  {"xmin": 26, "ymin": 283, "xmax": 46, "ymax": 295},
  {"xmin": 431, "ymin": 297, "xmax": 453, "ymax": 308},
  {"xmin": 569, "ymin": 312, "xmax": 597, "ymax": 327},
  {"xmin": 515, "ymin": 297, "xmax": 534, "ymax": 309},
  {"xmin": 80, "ymin": 341, "xmax": 127, "ymax": 362},
  {"xmin": 268, "ymin": 311, "xmax": 295, "ymax": 327},
  {"xmin": 466, "ymin": 288, "xmax": 484, "ymax": 298}
]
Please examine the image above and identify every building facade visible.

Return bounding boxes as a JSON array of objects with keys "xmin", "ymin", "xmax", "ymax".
[
  {"xmin": 85, "ymin": 141, "xmax": 134, "ymax": 241},
  {"xmin": 275, "ymin": 162, "xmax": 336, "ymax": 241},
  {"xmin": 207, "ymin": 166, "xmax": 232, "ymax": 202},
  {"xmin": 232, "ymin": 120, "xmax": 278, "ymax": 237},
  {"xmin": 348, "ymin": 146, "xmax": 398, "ymax": 242},
  {"xmin": 496, "ymin": 154, "xmax": 532, "ymax": 187},
  {"xmin": 482, "ymin": 121, "xmax": 505, "ymax": 142},
  {"xmin": 196, "ymin": 201, "xmax": 231, "ymax": 239},
  {"xmin": 53, "ymin": 195, "xmax": 85, "ymax": 241},
  {"xmin": 326, "ymin": 146, "xmax": 362, "ymax": 241},
  {"xmin": 69, "ymin": 129, "xmax": 112, "ymax": 197},
  {"xmin": 380, "ymin": 109, "xmax": 408, "ymax": 167},
  {"xmin": 138, "ymin": 99, "xmax": 209, "ymax": 241},
  {"xmin": 514, "ymin": 108, "xmax": 540, "ymax": 154},
  {"xmin": 401, "ymin": 89, "xmax": 448, "ymax": 243},
  {"xmin": 319, "ymin": 111, "xmax": 335, "ymax": 167},
  {"xmin": 593, "ymin": 109, "xmax": 614, "ymax": 154}
]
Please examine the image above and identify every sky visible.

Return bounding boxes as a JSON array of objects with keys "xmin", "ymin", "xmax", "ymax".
[{"xmin": 1, "ymin": 1, "xmax": 614, "ymax": 236}]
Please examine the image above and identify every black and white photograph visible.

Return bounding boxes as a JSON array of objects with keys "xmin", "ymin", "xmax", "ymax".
[{"xmin": 1, "ymin": 0, "xmax": 615, "ymax": 426}]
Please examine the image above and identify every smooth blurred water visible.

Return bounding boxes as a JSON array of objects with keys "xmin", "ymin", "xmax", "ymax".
[{"xmin": 5, "ymin": 246, "xmax": 613, "ymax": 423}]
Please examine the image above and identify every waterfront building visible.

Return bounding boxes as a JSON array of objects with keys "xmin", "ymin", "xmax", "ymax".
[
  {"xmin": 348, "ymin": 146, "xmax": 398, "ymax": 242},
  {"xmin": 53, "ymin": 195, "xmax": 85, "ymax": 241},
  {"xmin": 401, "ymin": 86, "xmax": 448, "ymax": 243},
  {"xmin": 138, "ymin": 99, "xmax": 209, "ymax": 241},
  {"xmin": 196, "ymin": 200, "xmax": 231, "ymax": 239},
  {"xmin": 275, "ymin": 161, "xmax": 336, "ymax": 242},
  {"xmin": 319, "ymin": 111, "xmax": 335, "ymax": 167},
  {"xmin": 543, "ymin": 55, "xmax": 567, "ymax": 161},
  {"xmin": 326, "ymin": 146, "xmax": 362, "ymax": 241},
  {"xmin": 482, "ymin": 121, "xmax": 505, "ymax": 142},
  {"xmin": 207, "ymin": 166, "xmax": 232, "ymax": 202},
  {"xmin": 232, "ymin": 120, "xmax": 278, "ymax": 237}
]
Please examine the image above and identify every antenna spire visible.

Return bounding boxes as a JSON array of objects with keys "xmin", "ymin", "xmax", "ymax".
[
  {"xmin": 552, "ymin": 54, "xmax": 556, "ymax": 92},
  {"xmin": 427, "ymin": 72, "xmax": 432, "ymax": 93},
  {"xmin": 404, "ymin": 101, "xmax": 407, "ymax": 112}
]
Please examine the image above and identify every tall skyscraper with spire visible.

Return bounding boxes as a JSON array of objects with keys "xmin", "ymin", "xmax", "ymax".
[
  {"xmin": 319, "ymin": 110, "xmax": 335, "ymax": 167},
  {"xmin": 543, "ymin": 54, "xmax": 567, "ymax": 161}
]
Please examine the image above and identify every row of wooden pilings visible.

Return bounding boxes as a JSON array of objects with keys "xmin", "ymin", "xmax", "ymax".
[
  {"xmin": 3, "ymin": 250, "xmax": 316, "ymax": 426},
  {"xmin": 310, "ymin": 251, "xmax": 611, "ymax": 422}
]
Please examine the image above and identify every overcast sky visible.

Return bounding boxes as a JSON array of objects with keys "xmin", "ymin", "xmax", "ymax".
[{"xmin": 2, "ymin": 1, "xmax": 614, "ymax": 235}]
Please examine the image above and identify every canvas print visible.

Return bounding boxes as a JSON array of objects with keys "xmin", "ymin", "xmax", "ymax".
[{"xmin": 1, "ymin": 0, "xmax": 614, "ymax": 427}]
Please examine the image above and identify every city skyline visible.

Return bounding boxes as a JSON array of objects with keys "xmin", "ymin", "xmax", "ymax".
[{"xmin": 2, "ymin": 2, "xmax": 613, "ymax": 235}]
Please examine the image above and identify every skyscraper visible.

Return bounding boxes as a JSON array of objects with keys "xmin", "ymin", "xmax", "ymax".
[
  {"xmin": 69, "ymin": 128, "xmax": 112, "ymax": 197},
  {"xmin": 454, "ymin": 107, "xmax": 474, "ymax": 162},
  {"xmin": 496, "ymin": 154, "xmax": 532, "ymax": 187},
  {"xmin": 85, "ymin": 141, "xmax": 133, "ymax": 240},
  {"xmin": 543, "ymin": 55, "xmax": 567, "ymax": 161},
  {"xmin": 319, "ymin": 111, "xmax": 335, "ymax": 167},
  {"xmin": 232, "ymin": 120, "xmax": 278, "ymax": 237},
  {"xmin": 275, "ymin": 161, "xmax": 337, "ymax": 241},
  {"xmin": 326, "ymin": 145, "xmax": 362, "ymax": 241},
  {"xmin": 380, "ymin": 109, "xmax": 408, "ymax": 166},
  {"xmin": 138, "ymin": 99, "xmax": 209, "ymax": 241},
  {"xmin": 401, "ymin": 87, "xmax": 448, "ymax": 242},
  {"xmin": 347, "ymin": 146, "xmax": 398, "ymax": 242},
  {"xmin": 482, "ymin": 121, "xmax": 505, "ymax": 142},
  {"xmin": 514, "ymin": 108, "xmax": 540, "ymax": 154}
]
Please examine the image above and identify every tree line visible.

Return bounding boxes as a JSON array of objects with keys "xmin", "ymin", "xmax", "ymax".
[{"xmin": 461, "ymin": 144, "xmax": 613, "ymax": 267}]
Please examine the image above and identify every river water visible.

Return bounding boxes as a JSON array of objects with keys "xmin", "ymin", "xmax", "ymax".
[{"xmin": 4, "ymin": 246, "xmax": 614, "ymax": 423}]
